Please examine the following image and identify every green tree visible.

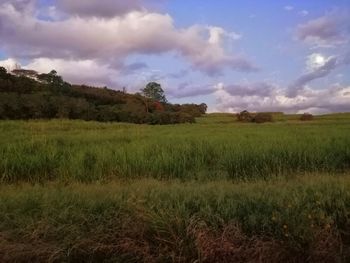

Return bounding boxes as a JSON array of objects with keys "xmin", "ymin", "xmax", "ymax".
[
  {"xmin": 0, "ymin": 66, "xmax": 7, "ymax": 76},
  {"xmin": 141, "ymin": 82, "xmax": 167, "ymax": 103}
]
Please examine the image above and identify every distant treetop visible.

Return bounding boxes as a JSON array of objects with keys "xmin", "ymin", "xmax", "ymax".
[{"xmin": 141, "ymin": 82, "xmax": 168, "ymax": 103}]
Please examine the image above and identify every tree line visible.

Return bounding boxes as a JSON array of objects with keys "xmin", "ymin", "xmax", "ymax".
[{"xmin": 0, "ymin": 67, "xmax": 207, "ymax": 124}]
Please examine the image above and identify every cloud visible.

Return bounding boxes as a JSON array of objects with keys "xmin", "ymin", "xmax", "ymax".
[
  {"xmin": 299, "ymin": 10, "xmax": 309, "ymax": 17},
  {"xmin": 224, "ymin": 83, "xmax": 275, "ymax": 97},
  {"xmin": 296, "ymin": 12, "xmax": 350, "ymax": 47},
  {"xmin": 26, "ymin": 58, "xmax": 120, "ymax": 87},
  {"xmin": 284, "ymin": 6, "xmax": 294, "ymax": 11},
  {"xmin": 0, "ymin": 1, "xmax": 256, "ymax": 77},
  {"xmin": 166, "ymin": 82, "xmax": 216, "ymax": 99},
  {"xmin": 168, "ymin": 69, "xmax": 189, "ymax": 79},
  {"xmin": 0, "ymin": 58, "xmax": 20, "ymax": 71},
  {"xmin": 287, "ymin": 52, "xmax": 350, "ymax": 97},
  {"xmin": 120, "ymin": 62, "xmax": 148, "ymax": 74},
  {"xmin": 0, "ymin": 0, "xmax": 36, "ymax": 14},
  {"xmin": 214, "ymin": 82, "xmax": 350, "ymax": 114},
  {"xmin": 56, "ymin": 0, "xmax": 144, "ymax": 18}
]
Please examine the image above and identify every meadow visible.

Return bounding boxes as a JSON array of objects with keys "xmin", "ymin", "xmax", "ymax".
[{"xmin": 1, "ymin": 113, "xmax": 350, "ymax": 262}]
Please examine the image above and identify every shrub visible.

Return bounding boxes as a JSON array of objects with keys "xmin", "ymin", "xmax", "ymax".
[
  {"xmin": 253, "ymin": 113, "xmax": 273, "ymax": 123},
  {"xmin": 237, "ymin": 110, "xmax": 254, "ymax": 122},
  {"xmin": 300, "ymin": 113, "xmax": 314, "ymax": 121},
  {"xmin": 176, "ymin": 112, "xmax": 196, "ymax": 124}
]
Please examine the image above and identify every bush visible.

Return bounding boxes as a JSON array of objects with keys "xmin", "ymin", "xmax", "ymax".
[
  {"xmin": 253, "ymin": 113, "xmax": 273, "ymax": 123},
  {"xmin": 237, "ymin": 111, "xmax": 273, "ymax": 123},
  {"xmin": 237, "ymin": 110, "xmax": 254, "ymax": 122},
  {"xmin": 300, "ymin": 113, "xmax": 314, "ymax": 121},
  {"xmin": 147, "ymin": 112, "xmax": 195, "ymax": 125}
]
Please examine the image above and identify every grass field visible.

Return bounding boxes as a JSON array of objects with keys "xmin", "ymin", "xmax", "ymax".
[{"xmin": 1, "ymin": 113, "xmax": 350, "ymax": 262}]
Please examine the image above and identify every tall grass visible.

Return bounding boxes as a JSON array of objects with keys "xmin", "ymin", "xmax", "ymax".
[
  {"xmin": 0, "ymin": 175, "xmax": 349, "ymax": 261},
  {"xmin": 1, "ymin": 116, "xmax": 350, "ymax": 183},
  {"xmin": 1, "ymin": 115, "xmax": 350, "ymax": 261}
]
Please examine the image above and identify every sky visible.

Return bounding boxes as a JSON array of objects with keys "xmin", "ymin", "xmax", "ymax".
[{"xmin": 0, "ymin": 0, "xmax": 350, "ymax": 114}]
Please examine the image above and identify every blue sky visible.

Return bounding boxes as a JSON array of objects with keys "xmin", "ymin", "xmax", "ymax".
[{"xmin": 0, "ymin": 0, "xmax": 349, "ymax": 113}]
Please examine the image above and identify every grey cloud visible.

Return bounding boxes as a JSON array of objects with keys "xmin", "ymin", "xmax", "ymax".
[
  {"xmin": 0, "ymin": 0, "xmax": 36, "ymax": 13},
  {"xmin": 288, "ymin": 52, "xmax": 350, "ymax": 98},
  {"xmin": 287, "ymin": 56, "xmax": 338, "ymax": 97},
  {"xmin": 120, "ymin": 62, "xmax": 148, "ymax": 74},
  {"xmin": 167, "ymin": 82, "xmax": 215, "ymax": 99},
  {"xmin": 168, "ymin": 69, "xmax": 189, "ymax": 79},
  {"xmin": 187, "ymin": 53, "xmax": 258, "ymax": 76},
  {"xmin": 296, "ymin": 12, "xmax": 350, "ymax": 47},
  {"xmin": 56, "ymin": 0, "xmax": 143, "ymax": 18},
  {"xmin": 224, "ymin": 82, "xmax": 274, "ymax": 97}
]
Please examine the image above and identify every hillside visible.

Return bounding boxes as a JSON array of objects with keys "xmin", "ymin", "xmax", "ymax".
[{"xmin": 0, "ymin": 67, "xmax": 207, "ymax": 124}]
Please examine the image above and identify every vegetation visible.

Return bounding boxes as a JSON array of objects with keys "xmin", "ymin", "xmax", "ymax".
[
  {"xmin": 1, "ymin": 115, "xmax": 350, "ymax": 183},
  {"xmin": 236, "ymin": 110, "xmax": 274, "ymax": 123},
  {"xmin": 140, "ymin": 81, "xmax": 168, "ymax": 103},
  {"xmin": 300, "ymin": 113, "xmax": 314, "ymax": 121},
  {"xmin": 0, "ymin": 67, "xmax": 206, "ymax": 124},
  {"xmin": 1, "ymin": 175, "xmax": 350, "ymax": 262}
]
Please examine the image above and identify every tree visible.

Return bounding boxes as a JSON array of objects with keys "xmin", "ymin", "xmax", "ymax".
[
  {"xmin": 199, "ymin": 103, "xmax": 208, "ymax": 114},
  {"xmin": 141, "ymin": 82, "xmax": 167, "ymax": 103},
  {"xmin": 0, "ymin": 66, "xmax": 7, "ymax": 76},
  {"xmin": 236, "ymin": 110, "xmax": 253, "ymax": 122}
]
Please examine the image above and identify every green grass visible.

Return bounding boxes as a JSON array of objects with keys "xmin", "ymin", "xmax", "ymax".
[
  {"xmin": 1, "ymin": 114, "xmax": 350, "ymax": 183},
  {"xmin": 0, "ymin": 175, "xmax": 349, "ymax": 261},
  {"xmin": 1, "ymin": 114, "xmax": 350, "ymax": 261}
]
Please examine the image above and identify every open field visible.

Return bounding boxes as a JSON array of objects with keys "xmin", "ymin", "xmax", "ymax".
[
  {"xmin": 1, "ymin": 114, "xmax": 350, "ymax": 262},
  {"xmin": 1, "ymin": 113, "xmax": 350, "ymax": 183}
]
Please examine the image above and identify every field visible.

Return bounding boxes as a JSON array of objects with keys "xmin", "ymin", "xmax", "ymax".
[{"xmin": 1, "ymin": 113, "xmax": 350, "ymax": 262}]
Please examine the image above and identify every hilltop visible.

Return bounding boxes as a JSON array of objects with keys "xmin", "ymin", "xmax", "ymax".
[{"xmin": 0, "ymin": 67, "xmax": 207, "ymax": 124}]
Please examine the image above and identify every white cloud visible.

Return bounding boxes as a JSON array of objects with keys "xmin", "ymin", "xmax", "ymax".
[
  {"xmin": 284, "ymin": 6, "xmax": 294, "ymax": 11},
  {"xmin": 306, "ymin": 53, "xmax": 327, "ymax": 71},
  {"xmin": 213, "ymin": 82, "xmax": 350, "ymax": 114},
  {"xmin": 27, "ymin": 58, "xmax": 120, "ymax": 87},
  {"xmin": 0, "ymin": 1, "xmax": 256, "ymax": 76},
  {"xmin": 287, "ymin": 52, "xmax": 350, "ymax": 97},
  {"xmin": 299, "ymin": 10, "xmax": 309, "ymax": 16},
  {"xmin": 0, "ymin": 58, "xmax": 20, "ymax": 71}
]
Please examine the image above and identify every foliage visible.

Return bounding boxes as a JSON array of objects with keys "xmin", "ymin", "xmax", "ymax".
[
  {"xmin": 237, "ymin": 110, "xmax": 254, "ymax": 122},
  {"xmin": 140, "ymin": 82, "xmax": 167, "ymax": 103},
  {"xmin": 0, "ymin": 69, "xmax": 206, "ymax": 124},
  {"xmin": 237, "ymin": 111, "xmax": 273, "ymax": 123},
  {"xmin": 253, "ymin": 112, "xmax": 274, "ymax": 123},
  {"xmin": 300, "ymin": 113, "xmax": 314, "ymax": 121},
  {"xmin": 0, "ymin": 175, "xmax": 349, "ymax": 262}
]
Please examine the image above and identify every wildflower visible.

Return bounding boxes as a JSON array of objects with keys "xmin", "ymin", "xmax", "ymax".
[
  {"xmin": 308, "ymin": 214, "xmax": 312, "ymax": 219},
  {"xmin": 283, "ymin": 224, "xmax": 288, "ymax": 229}
]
